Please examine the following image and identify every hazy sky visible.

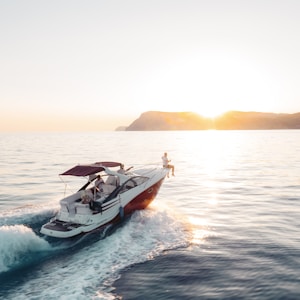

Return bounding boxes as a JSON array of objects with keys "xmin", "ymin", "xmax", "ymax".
[{"xmin": 1, "ymin": 0, "xmax": 300, "ymax": 131}]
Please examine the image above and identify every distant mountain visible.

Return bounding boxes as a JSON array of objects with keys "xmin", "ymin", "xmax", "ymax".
[
  {"xmin": 214, "ymin": 111, "xmax": 300, "ymax": 129},
  {"xmin": 125, "ymin": 111, "xmax": 212, "ymax": 131},
  {"xmin": 115, "ymin": 126, "xmax": 127, "ymax": 131},
  {"xmin": 124, "ymin": 111, "xmax": 300, "ymax": 131}
]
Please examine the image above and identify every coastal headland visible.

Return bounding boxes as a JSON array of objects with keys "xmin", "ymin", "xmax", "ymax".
[{"xmin": 119, "ymin": 111, "xmax": 300, "ymax": 131}]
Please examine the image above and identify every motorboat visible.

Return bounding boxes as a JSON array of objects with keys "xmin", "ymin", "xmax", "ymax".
[{"xmin": 40, "ymin": 162, "xmax": 168, "ymax": 238}]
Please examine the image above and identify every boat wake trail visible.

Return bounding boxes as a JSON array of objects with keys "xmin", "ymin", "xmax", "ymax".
[
  {"xmin": 0, "ymin": 224, "xmax": 51, "ymax": 273},
  {"xmin": 0, "ymin": 202, "xmax": 191, "ymax": 299}
]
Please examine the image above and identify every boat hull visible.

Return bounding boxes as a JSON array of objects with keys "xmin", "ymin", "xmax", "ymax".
[
  {"xmin": 123, "ymin": 177, "xmax": 164, "ymax": 215},
  {"xmin": 41, "ymin": 175, "xmax": 166, "ymax": 238}
]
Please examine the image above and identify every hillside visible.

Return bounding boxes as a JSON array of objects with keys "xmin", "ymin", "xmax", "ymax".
[
  {"xmin": 124, "ymin": 111, "xmax": 300, "ymax": 131},
  {"xmin": 125, "ymin": 111, "xmax": 212, "ymax": 131}
]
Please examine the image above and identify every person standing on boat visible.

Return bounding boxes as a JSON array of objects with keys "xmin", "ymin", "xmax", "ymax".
[
  {"xmin": 118, "ymin": 164, "xmax": 126, "ymax": 174},
  {"xmin": 94, "ymin": 175, "xmax": 104, "ymax": 195},
  {"xmin": 118, "ymin": 164, "xmax": 133, "ymax": 175},
  {"xmin": 162, "ymin": 152, "xmax": 175, "ymax": 176}
]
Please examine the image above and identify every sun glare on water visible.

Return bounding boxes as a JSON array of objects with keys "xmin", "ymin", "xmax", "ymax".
[{"xmin": 188, "ymin": 216, "xmax": 212, "ymax": 245}]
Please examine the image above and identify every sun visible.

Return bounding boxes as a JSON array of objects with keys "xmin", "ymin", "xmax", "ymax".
[
  {"xmin": 198, "ymin": 108, "xmax": 226, "ymax": 119},
  {"xmin": 193, "ymin": 103, "xmax": 228, "ymax": 119}
]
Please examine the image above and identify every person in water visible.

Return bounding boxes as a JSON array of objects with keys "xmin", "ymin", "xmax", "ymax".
[{"xmin": 162, "ymin": 152, "xmax": 175, "ymax": 176}]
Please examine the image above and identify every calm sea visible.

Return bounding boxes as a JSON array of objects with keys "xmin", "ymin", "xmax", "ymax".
[{"xmin": 0, "ymin": 131, "xmax": 300, "ymax": 299}]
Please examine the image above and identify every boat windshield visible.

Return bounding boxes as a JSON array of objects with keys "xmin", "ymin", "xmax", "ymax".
[
  {"xmin": 119, "ymin": 176, "xmax": 149, "ymax": 193},
  {"xmin": 131, "ymin": 176, "xmax": 149, "ymax": 185}
]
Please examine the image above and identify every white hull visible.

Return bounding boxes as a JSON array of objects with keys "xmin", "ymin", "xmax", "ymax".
[{"xmin": 41, "ymin": 163, "xmax": 168, "ymax": 238}]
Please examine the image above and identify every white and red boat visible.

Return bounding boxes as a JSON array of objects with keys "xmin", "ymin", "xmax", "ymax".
[{"xmin": 40, "ymin": 161, "xmax": 168, "ymax": 238}]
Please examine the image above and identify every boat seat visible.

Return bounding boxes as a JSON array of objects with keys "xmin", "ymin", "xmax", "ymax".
[
  {"xmin": 75, "ymin": 203, "xmax": 93, "ymax": 215},
  {"xmin": 102, "ymin": 184, "xmax": 116, "ymax": 195},
  {"xmin": 105, "ymin": 175, "xmax": 119, "ymax": 186},
  {"xmin": 60, "ymin": 203, "xmax": 69, "ymax": 213}
]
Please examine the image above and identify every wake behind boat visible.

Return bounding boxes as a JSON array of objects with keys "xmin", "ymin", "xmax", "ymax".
[{"xmin": 41, "ymin": 162, "xmax": 168, "ymax": 238}]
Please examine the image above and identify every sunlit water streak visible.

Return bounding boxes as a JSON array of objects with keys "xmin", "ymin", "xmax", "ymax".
[{"xmin": 0, "ymin": 130, "xmax": 300, "ymax": 299}]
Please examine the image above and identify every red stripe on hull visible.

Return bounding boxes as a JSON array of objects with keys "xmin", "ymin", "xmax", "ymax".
[{"xmin": 123, "ymin": 177, "xmax": 165, "ymax": 216}]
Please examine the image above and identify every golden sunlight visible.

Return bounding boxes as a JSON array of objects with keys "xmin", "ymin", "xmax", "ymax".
[
  {"xmin": 194, "ymin": 104, "xmax": 228, "ymax": 119},
  {"xmin": 143, "ymin": 53, "xmax": 267, "ymax": 119},
  {"xmin": 190, "ymin": 95, "xmax": 231, "ymax": 118},
  {"xmin": 188, "ymin": 216, "xmax": 211, "ymax": 245}
]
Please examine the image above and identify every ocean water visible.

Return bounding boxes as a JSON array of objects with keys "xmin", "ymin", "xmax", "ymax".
[{"xmin": 0, "ymin": 130, "xmax": 300, "ymax": 299}]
